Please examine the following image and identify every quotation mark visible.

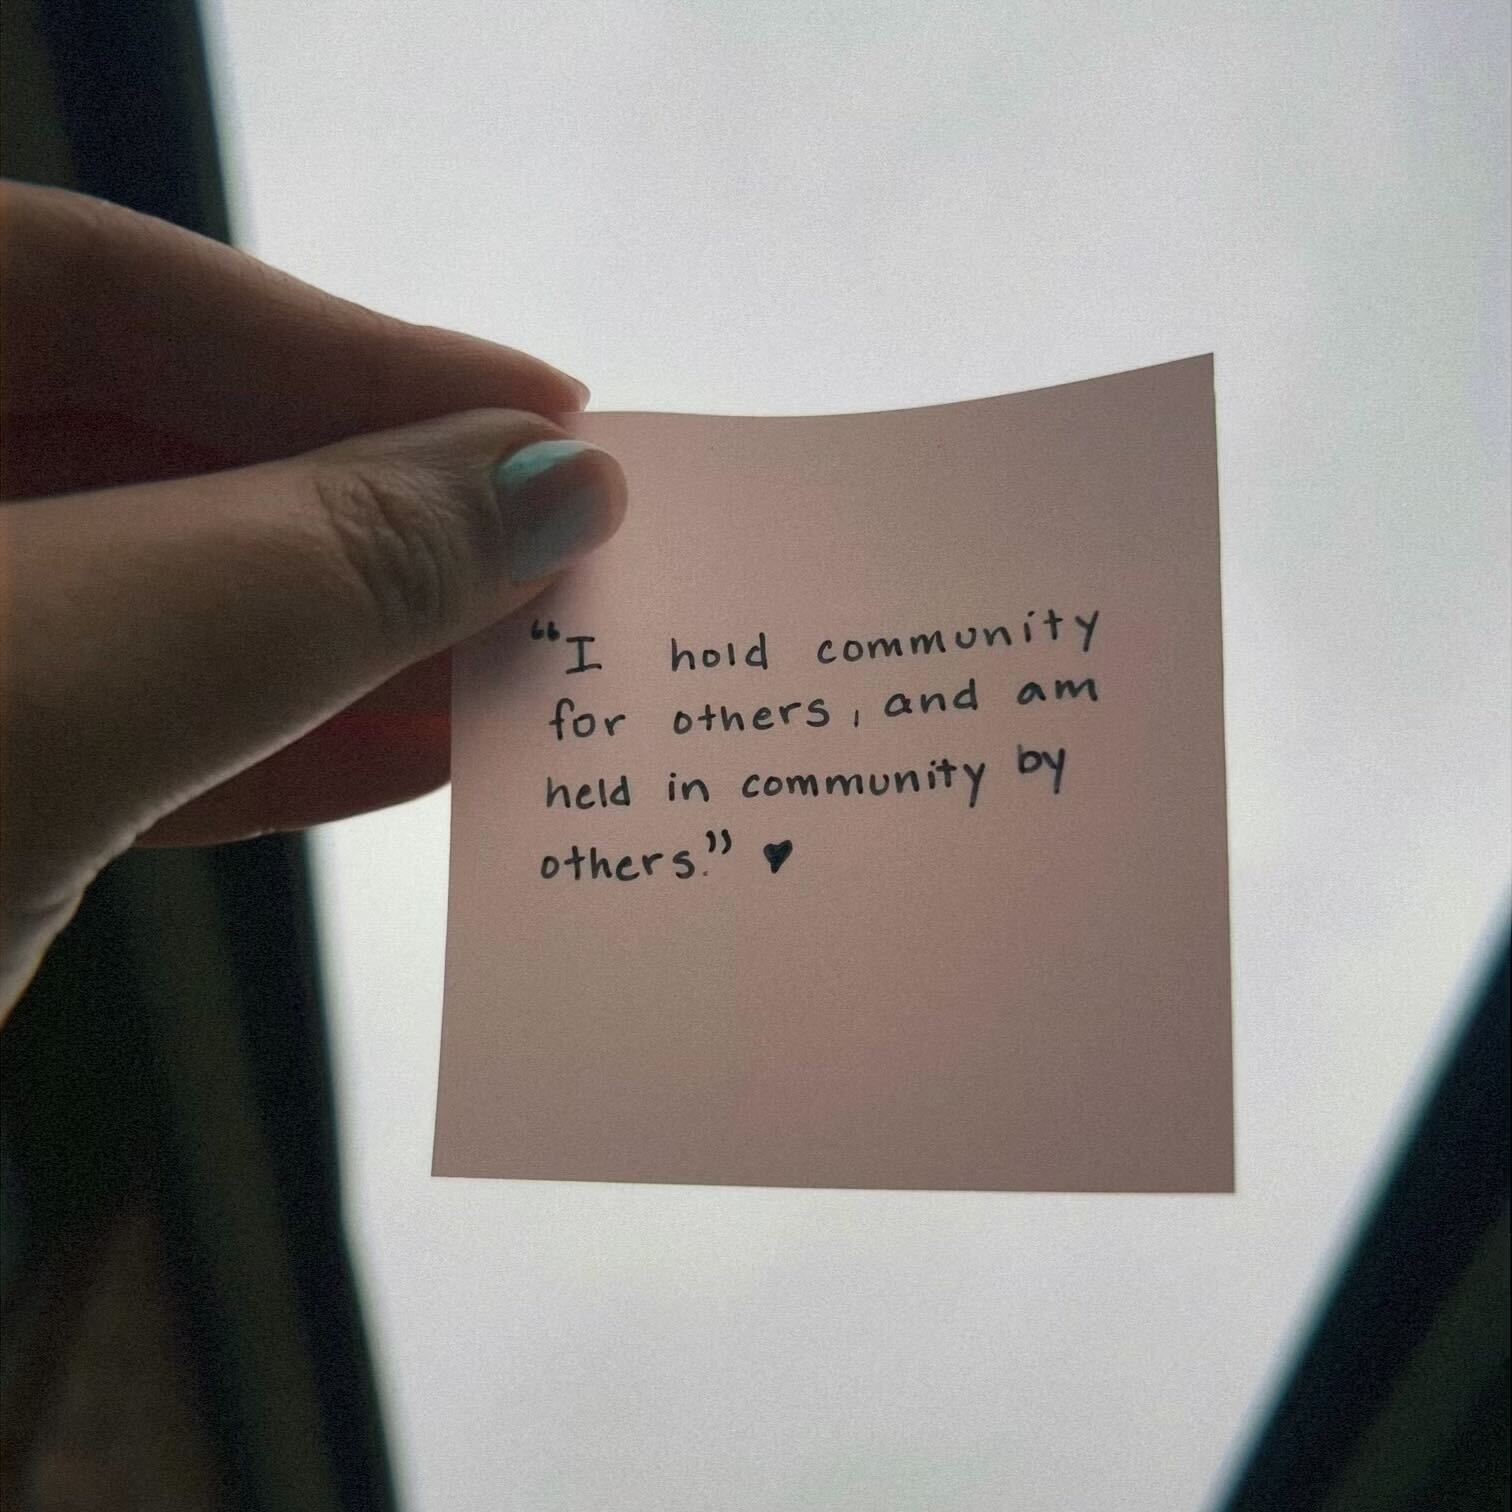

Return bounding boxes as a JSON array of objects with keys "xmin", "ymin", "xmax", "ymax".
[
  {"xmin": 762, "ymin": 840, "xmax": 793, "ymax": 874},
  {"xmin": 705, "ymin": 829, "xmax": 732, "ymax": 855},
  {"xmin": 530, "ymin": 618, "xmax": 561, "ymax": 641}
]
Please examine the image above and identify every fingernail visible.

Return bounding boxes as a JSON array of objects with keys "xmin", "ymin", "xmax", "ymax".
[
  {"xmin": 544, "ymin": 363, "xmax": 590, "ymax": 407},
  {"xmin": 495, "ymin": 439, "xmax": 626, "ymax": 584}
]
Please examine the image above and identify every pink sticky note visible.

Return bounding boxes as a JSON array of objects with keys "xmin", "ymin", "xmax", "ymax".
[{"xmin": 435, "ymin": 355, "xmax": 1232, "ymax": 1191}]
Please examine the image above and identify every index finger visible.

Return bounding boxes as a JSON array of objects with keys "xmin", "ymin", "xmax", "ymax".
[{"xmin": 0, "ymin": 181, "xmax": 588, "ymax": 495}]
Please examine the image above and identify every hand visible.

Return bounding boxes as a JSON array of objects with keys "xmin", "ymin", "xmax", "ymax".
[{"xmin": 0, "ymin": 181, "xmax": 627, "ymax": 1012}]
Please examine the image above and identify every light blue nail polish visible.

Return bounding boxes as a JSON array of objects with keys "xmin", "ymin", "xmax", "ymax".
[{"xmin": 494, "ymin": 440, "xmax": 621, "ymax": 583}]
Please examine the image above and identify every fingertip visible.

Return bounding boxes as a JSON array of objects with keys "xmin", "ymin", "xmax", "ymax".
[{"xmin": 493, "ymin": 438, "xmax": 627, "ymax": 584}]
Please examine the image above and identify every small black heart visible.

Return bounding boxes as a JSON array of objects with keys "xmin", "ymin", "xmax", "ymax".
[{"xmin": 763, "ymin": 840, "xmax": 793, "ymax": 874}]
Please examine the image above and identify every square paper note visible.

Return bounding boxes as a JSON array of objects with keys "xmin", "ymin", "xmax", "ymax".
[{"xmin": 435, "ymin": 355, "xmax": 1231, "ymax": 1191}]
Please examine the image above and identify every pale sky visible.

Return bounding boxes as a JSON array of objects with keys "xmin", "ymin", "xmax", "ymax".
[{"xmin": 207, "ymin": 4, "xmax": 1509, "ymax": 1508}]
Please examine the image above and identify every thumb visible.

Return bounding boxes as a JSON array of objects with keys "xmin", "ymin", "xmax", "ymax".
[{"xmin": 1, "ymin": 407, "xmax": 625, "ymax": 928}]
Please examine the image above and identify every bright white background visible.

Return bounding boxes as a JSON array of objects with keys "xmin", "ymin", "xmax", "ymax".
[{"xmin": 207, "ymin": 5, "xmax": 1509, "ymax": 1509}]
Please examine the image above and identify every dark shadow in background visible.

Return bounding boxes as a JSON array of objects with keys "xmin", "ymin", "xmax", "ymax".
[
  {"xmin": 1, "ymin": 2, "xmax": 1507, "ymax": 1509},
  {"xmin": 1221, "ymin": 943, "xmax": 1509, "ymax": 1511},
  {"xmin": 0, "ymin": 3, "xmax": 397, "ymax": 1508}
]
